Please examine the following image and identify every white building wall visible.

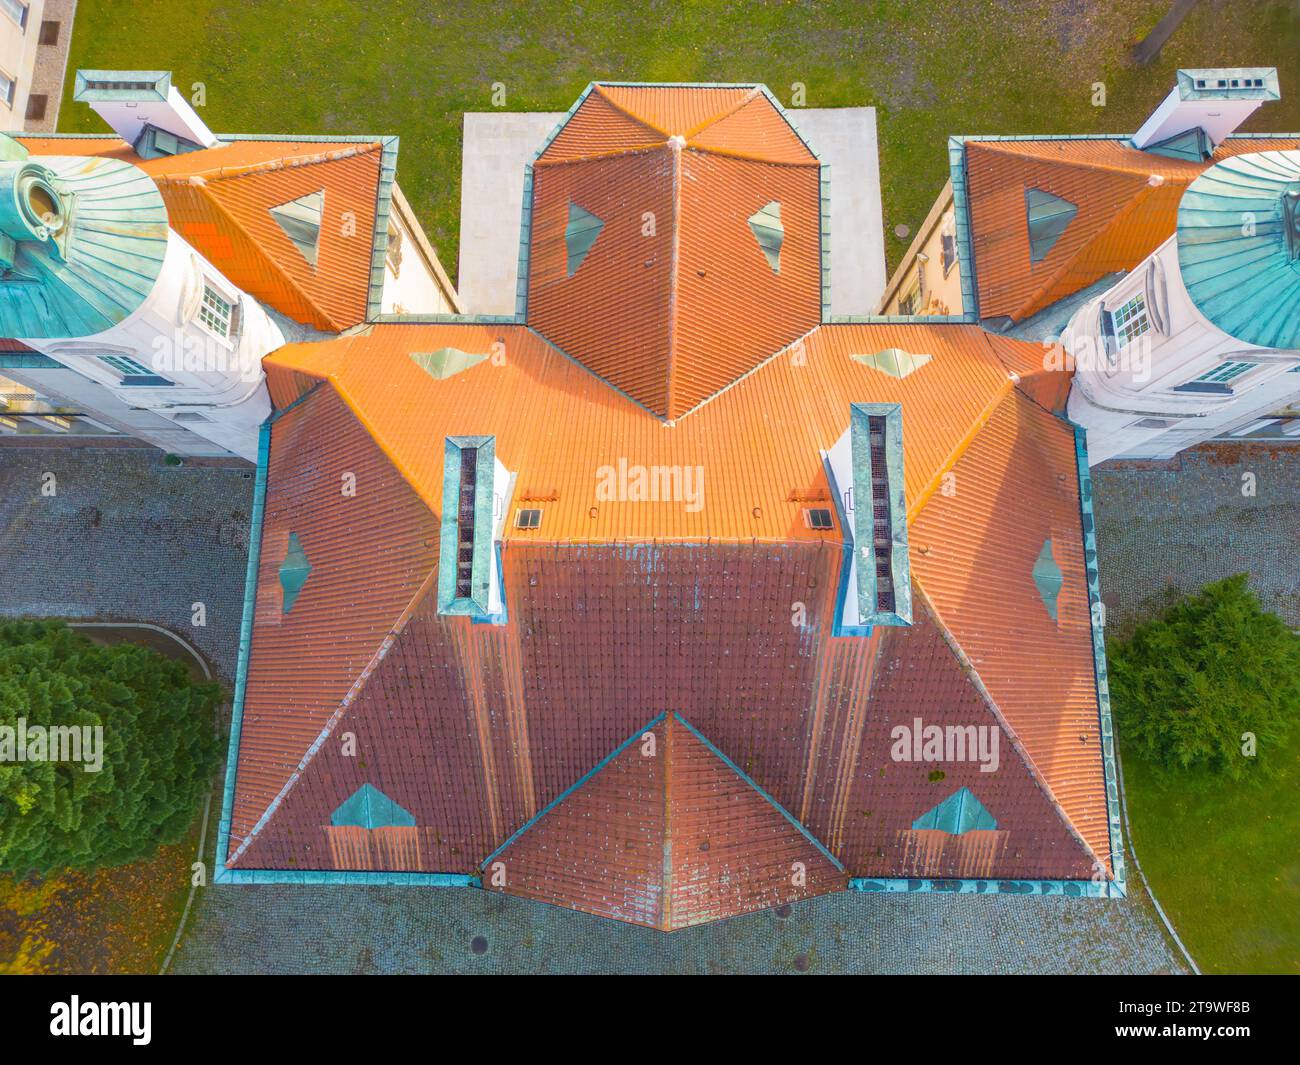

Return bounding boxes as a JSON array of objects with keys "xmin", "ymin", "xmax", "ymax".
[
  {"xmin": 0, "ymin": 0, "xmax": 44, "ymax": 131},
  {"xmin": 18, "ymin": 228, "xmax": 281, "ymax": 460},
  {"xmin": 1065, "ymin": 235, "xmax": 1300, "ymax": 464},
  {"xmin": 380, "ymin": 183, "xmax": 459, "ymax": 314}
]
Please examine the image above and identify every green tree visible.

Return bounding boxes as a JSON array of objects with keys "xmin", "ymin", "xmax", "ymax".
[
  {"xmin": 1108, "ymin": 575, "xmax": 1300, "ymax": 784},
  {"xmin": 0, "ymin": 621, "xmax": 222, "ymax": 874}
]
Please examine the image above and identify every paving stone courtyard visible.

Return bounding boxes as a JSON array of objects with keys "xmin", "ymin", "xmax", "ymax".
[{"xmin": 3, "ymin": 439, "xmax": 1294, "ymax": 973}]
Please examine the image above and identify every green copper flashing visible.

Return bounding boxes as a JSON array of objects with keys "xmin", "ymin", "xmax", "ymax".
[
  {"xmin": 438, "ymin": 436, "xmax": 496, "ymax": 616},
  {"xmin": 1176, "ymin": 149, "xmax": 1300, "ymax": 351},
  {"xmin": 1026, "ymin": 187, "xmax": 1078, "ymax": 263},
  {"xmin": 747, "ymin": 200, "xmax": 783, "ymax": 273},
  {"xmin": 849, "ymin": 876, "xmax": 1117, "ymax": 898},
  {"xmin": 850, "ymin": 403, "xmax": 911, "ymax": 626},
  {"xmin": 852, "ymin": 347, "xmax": 931, "ymax": 379},
  {"xmin": 913, "ymin": 787, "xmax": 997, "ymax": 834},
  {"xmin": 73, "ymin": 69, "xmax": 170, "ymax": 103},
  {"xmin": 1033, "ymin": 539, "xmax": 1064, "ymax": 621},
  {"xmin": 1074, "ymin": 426, "xmax": 1128, "ymax": 898},
  {"xmin": 278, "ymin": 532, "xmax": 312, "ymax": 612},
  {"xmin": 565, "ymin": 200, "xmax": 604, "ymax": 276},
  {"xmin": 0, "ymin": 351, "xmax": 59, "ymax": 369},
  {"xmin": 331, "ymin": 784, "xmax": 416, "ymax": 829},
  {"xmin": 0, "ymin": 155, "xmax": 167, "ymax": 338},
  {"xmin": 410, "ymin": 347, "xmax": 488, "ymax": 380}
]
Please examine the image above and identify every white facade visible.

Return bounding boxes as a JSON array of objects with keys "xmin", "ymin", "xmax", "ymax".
[
  {"xmin": 1064, "ymin": 234, "xmax": 1300, "ymax": 463},
  {"xmin": 16, "ymin": 229, "xmax": 281, "ymax": 460},
  {"xmin": 0, "ymin": 0, "xmax": 42, "ymax": 130}
]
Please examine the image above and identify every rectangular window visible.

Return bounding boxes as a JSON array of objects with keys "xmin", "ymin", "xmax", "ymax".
[
  {"xmin": 1109, "ymin": 293, "xmax": 1150, "ymax": 349},
  {"xmin": 898, "ymin": 281, "xmax": 921, "ymax": 316},
  {"xmin": 1, "ymin": 1, "xmax": 27, "ymax": 30},
  {"xmin": 0, "ymin": 71, "xmax": 15, "ymax": 108},
  {"xmin": 1195, "ymin": 360, "xmax": 1255, "ymax": 384},
  {"xmin": 198, "ymin": 285, "xmax": 233, "ymax": 338},
  {"xmin": 97, "ymin": 354, "xmax": 172, "ymax": 387},
  {"xmin": 804, "ymin": 507, "xmax": 834, "ymax": 530},
  {"xmin": 940, "ymin": 231, "xmax": 957, "ymax": 277},
  {"xmin": 515, "ymin": 508, "xmax": 542, "ymax": 529}
]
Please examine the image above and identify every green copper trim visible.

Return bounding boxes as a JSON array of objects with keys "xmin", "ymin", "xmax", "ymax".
[
  {"xmin": 73, "ymin": 69, "xmax": 170, "ymax": 103},
  {"xmin": 0, "ymin": 351, "xmax": 59, "ymax": 368},
  {"xmin": 1176, "ymin": 149, "xmax": 1300, "ymax": 351},
  {"xmin": 850, "ymin": 402, "xmax": 911, "ymax": 626},
  {"xmin": 1143, "ymin": 126, "xmax": 1213, "ymax": 163},
  {"xmin": 1074, "ymin": 426, "xmax": 1128, "ymax": 898},
  {"xmin": 849, "ymin": 877, "xmax": 1116, "ymax": 898},
  {"xmin": 1173, "ymin": 67, "xmax": 1280, "ymax": 103},
  {"xmin": 438, "ymin": 435, "xmax": 496, "ymax": 616},
  {"xmin": 410, "ymin": 346, "xmax": 488, "ymax": 380}
]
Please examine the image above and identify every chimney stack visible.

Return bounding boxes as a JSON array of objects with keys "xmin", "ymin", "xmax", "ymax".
[
  {"xmin": 1132, "ymin": 68, "xmax": 1280, "ymax": 157},
  {"xmin": 73, "ymin": 70, "xmax": 218, "ymax": 155}
]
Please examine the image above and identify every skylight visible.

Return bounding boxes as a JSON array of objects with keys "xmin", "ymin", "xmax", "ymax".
[
  {"xmin": 1025, "ymin": 187, "xmax": 1078, "ymax": 262},
  {"xmin": 747, "ymin": 200, "xmax": 784, "ymax": 273},
  {"xmin": 912, "ymin": 787, "xmax": 997, "ymax": 835},
  {"xmin": 565, "ymin": 201, "xmax": 604, "ymax": 276},
  {"xmin": 279, "ymin": 531, "xmax": 312, "ymax": 613},
  {"xmin": 269, "ymin": 189, "xmax": 325, "ymax": 268},
  {"xmin": 330, "ymin": 784, "xmax": 415, "ymax": 829}
]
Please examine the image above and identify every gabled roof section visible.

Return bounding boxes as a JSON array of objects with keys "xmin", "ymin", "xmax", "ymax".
[
  {"xmin": 960, "ymin": 135, "xmax": 1300, "ymax": 322},
  {"xmin": 485, "ymin": 713, "xmax": 845, "ymax": 930},
  {"xmin": 525, "ymin": 83, "xmax": 822, "ymax": 420},
  {"xmin": 15, "ymin": 133, "xmax": 395, "ymax": 331}
]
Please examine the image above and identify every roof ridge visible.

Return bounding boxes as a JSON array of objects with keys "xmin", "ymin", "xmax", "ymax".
[
  {"xmin": 682, "ymin": 84, "xmax": 763, "ymax": 139},
  {"xmin": 590, "ymin": 82, "xmax": 674, "ymax": 138},
  {"xmin": 153, "ymin": 141, "xmax": 382, "ymax": 183},
  {"xmin": 533, "ymin": 142, "xmax": 667, "ymax": 167},
  {"xmin": 968, "ymin": 137, "xmax": 1195, "ymax": 179}
]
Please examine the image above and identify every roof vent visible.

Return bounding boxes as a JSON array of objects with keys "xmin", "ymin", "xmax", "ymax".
[
  {"xmin": 912, "ymin": 787, "xmax": 997, "ymax": 834},
  {"xmin": 438, "ymin": 436, "xmax": 514, "ymax": 618},
  {"xmin": 330, "ymin": 784, "xmax": 415, "ymax": 829},
  {"xmin": 852, "ymin": 347, "xmax": 932, "ymax": 379},
  {"xmin": 1133, "ymin": 67, "xmax": 1280, "ymax": 153},
  {"xmin": 849, "ymin": 403, "xmax": 911, "ymax": 626},
  {"xmin": 1025, "ymin": 188, "xmax": 1078, "ymax": 262},
  {"xmin": 279, "ymin": 531, "xmax": 312, "ymax": 612}
]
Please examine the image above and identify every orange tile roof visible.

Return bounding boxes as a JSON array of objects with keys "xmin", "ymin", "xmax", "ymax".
[
  {"xmin": 964, "ymin": 136, "xmax": 1300, "ymax": 321},
  {"xmin": 237, "ymin": 317, "xmax": 1108, "ymax": 894},
  {"xmin": 18, "ymin": 135, "xmax": 386, "ymax": 332},
  {"xmin": 526, "ymin": 84, "xmax": 821, "ymax": 419}
]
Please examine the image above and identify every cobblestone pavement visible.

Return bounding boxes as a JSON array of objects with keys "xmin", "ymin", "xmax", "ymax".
[
  {"xmin": 174, "ymin": 883, "xmax": 1184, "ymax": 975},
  {"xmin": 3, "ymin": 442, "xmax": 1231, "ymax": 974},
  {"xmin": 0, "ymin": 446, "xmax": 253, "ymax": 683},
  {"xmin": 1092, "ymin": 444, "xmax": 1300, "ymax": 628}
]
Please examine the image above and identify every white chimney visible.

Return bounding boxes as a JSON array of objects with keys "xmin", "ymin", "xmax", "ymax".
[
  {"xmin": 1132, "ymin": 68, "xmax": 1280, "ymax": 154},
  {"xmin": 73, "ymin": 70, "xmax": 218, "ymax": 153}
]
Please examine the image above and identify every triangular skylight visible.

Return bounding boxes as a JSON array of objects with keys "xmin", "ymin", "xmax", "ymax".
[
  {"xmin": 330, "ymin": 783, "xmax": 416, "ymax": 829},
  {"xmin": 747, "ymin": 200, "xmax": 784, "ymax": 273},
  {"xmin": 1032, "ymin": 538, "xmax": 1063, "ymax": 620},
  {"xmin": 912, "ymin": 787, "xmax": 998, "ymax": 834},
  {"xmin": 269, "ymin": 190, "xmax": 325, "ymax": 268},
  {"xmin": 279, "ymin": 531, "xmax": 312, "ymax": 613},
  {"xmin": 411, "ymin": 347, "xmax": 487, "ymax": 381},
  {"xmin": 1024, "ymin": 187, "xmax": 1077, "ymax": 263},
  {"xmin": 852, "ymin": 348, "xmax": 932, "ymax": 379},
  {"xmin": 565, "ymin": 201, "xmax": 604, "ymax": 276}
]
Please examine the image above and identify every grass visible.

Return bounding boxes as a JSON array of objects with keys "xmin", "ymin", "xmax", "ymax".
[
  {"xmin": 59, "ymin": 0, "xmax": 1300, "ymax": 282},
  {"xmin": 1120, "ymin": 726, "xmax": 1300, "ymax": 974}
]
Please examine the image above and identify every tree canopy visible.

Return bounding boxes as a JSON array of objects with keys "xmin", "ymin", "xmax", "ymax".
[
  {"xmin": 1108, "ymin": 575, "xmax": 1300, "ymax": 784},
  {"xmin": 0, "ymin": 620, "xmax": 222, "ymax": 874}
]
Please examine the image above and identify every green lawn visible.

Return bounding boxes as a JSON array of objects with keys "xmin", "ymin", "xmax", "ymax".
[
  {"xmin": 1120, "ymin": 729, "xmax": 1300, "ymax": 974},
  {"xmin": 60, "ymin": 0, "xmax": 1300, "ymax": 282}
]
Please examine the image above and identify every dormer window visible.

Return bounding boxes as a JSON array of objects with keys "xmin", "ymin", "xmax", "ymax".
[
  {"xmin": 1174, "ymin": 360, "xmax": 1258, "ymax": 395},
  {"xmin": 197, "ymin": 283, "xmax": 233, "ymax": 338},
  {"xmin": 1108, "ymin": 292, "xmax": 1150, "ymax": 349}
]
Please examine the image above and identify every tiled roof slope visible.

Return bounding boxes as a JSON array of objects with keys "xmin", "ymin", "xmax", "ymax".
[
  {"xmin": 964, "ymin": 136, "xmax": 1300, "ymax": 322},
  {"xmin": 486, "ymin": 713, "xmax": 847, "ymax": 930},
  {"xmin": 228, "ymin": 317, "xmax": 1111, "ymax": 913},
  {"xmin": 17, "ymin": 135, "xmax": 387, "ymax": 331},
  {"xmin": 525, "ymin": 85, "xmax": 822, "ymax": 419}
]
